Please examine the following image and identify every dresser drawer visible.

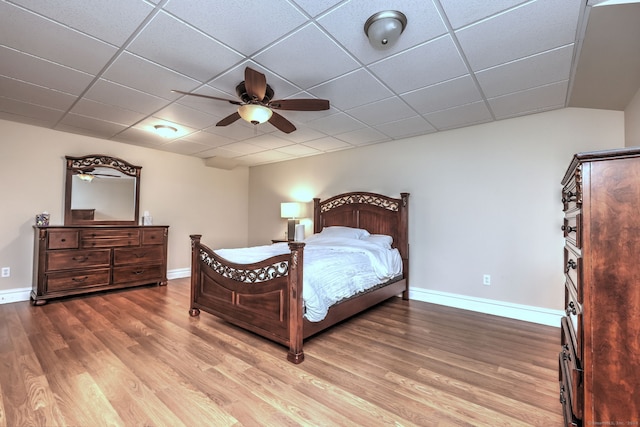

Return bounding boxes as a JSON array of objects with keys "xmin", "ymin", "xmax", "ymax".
[
  {"xmin": 113, "ymin": 264, "xmax": 163, "ymax": 285},
  {"xmin": 560, "ymin": 317, "xmax": 583, "ymax": 421},
  {"xmin": 559, "ymin": 352, "xmax": 581, "ymax": 427},
  {"xmin": 82, "ymin": 229, "xmax": 140, "ymax": 248},
  {"xmin": 564, "ymin": 247, "xmax": 582, "ymax": 302},
  {"xmin": 46, "ymin": 269, "xmax": 110, "ymax": 292},
  {"xmin": 47, "ymin": 230, "xmax": 79, "ymax": 249},
  {"xmin": 113, "ymin": 246, "xmax": 164, "ymax": 266},
  {"xmin": 563, "ymin": 214, "xmax": 582, "ymax": 249},
  {"xmin": 142, "ymin": 228, "xmax": 165, "ymax": 245},
  {"xmin": 47, "ymin": 249, "xmax": 110, "ymax": 271},
  {"xmin": 562, "ymin": 167, "xmax": 582, "ymax": 212}
]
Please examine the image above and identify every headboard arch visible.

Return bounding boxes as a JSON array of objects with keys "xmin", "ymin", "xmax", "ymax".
[{"xmin": 313, "ymin": 192, "xmax": 409, "ymax": 261}]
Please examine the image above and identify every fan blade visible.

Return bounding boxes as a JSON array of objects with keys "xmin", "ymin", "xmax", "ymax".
[
  {"xmin": 269, "ymin": 98, "xmax": 330, "ymax": 111},
  {"xmin": 244, "ymin": 67, "xmax": 267, "ymax": 101},
  {"xmin": 268, "ymin": 111, "xmax": 296, "ymax": 134},
  {"xmin": 216, "ymin": 112, "xmax": 241, "ymax": 127},
  {"xmin": 171, "ymin": 90, "xmax": 241, "ymax": 105}
]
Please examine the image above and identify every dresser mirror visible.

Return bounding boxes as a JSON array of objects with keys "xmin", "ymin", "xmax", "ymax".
[{"xmin": 64, "ymin": 154, "xmax": 141, "ymax": 225}]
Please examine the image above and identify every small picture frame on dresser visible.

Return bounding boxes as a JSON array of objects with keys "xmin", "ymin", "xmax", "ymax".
[{"xmin": 35, "ymin": 212, "xmax": 50, "ymax": 227}]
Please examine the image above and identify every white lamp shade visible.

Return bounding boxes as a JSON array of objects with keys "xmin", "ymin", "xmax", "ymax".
[
  {"xmin": 280, "ymin": 202, "xmax": 304, "ymax": 218},
  {"xmin": 238, "ymin": 104, "xmax": 273, "ymax": 124}
]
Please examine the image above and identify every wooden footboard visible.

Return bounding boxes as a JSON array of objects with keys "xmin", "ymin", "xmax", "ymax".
[{"xmin": 189, "ymin": 235, "xmax": 306, "ymax": 363}]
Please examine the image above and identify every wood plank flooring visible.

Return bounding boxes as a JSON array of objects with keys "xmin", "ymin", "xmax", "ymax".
[{"xmin": 0, "ymin": 278, "xmax": 563, "ymax": 426}]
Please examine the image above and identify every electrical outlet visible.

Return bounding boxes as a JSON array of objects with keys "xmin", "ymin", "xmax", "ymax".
[
  {"xmin": 1, "ymin": 267, "xmax": 10, "ymax": 278},
  {"xmin": 483, "ymin": 274, "xmax": 491, "ymax": 286}
]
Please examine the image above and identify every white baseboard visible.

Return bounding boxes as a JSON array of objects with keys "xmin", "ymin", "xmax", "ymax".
[
  {"xmin": 167, "ymin": 268, "xmax": 190, "ymax": 280},
  {"xmin": 0, "ymin": 287, "xmax": 32, "ymax": 304},
  {"xmin": 0, "ymin": 267, "xmax": 192, "ymax": 305},
  {"xmin": 409, "ymin": 287, "xmax": 563, "ymax": 327}
]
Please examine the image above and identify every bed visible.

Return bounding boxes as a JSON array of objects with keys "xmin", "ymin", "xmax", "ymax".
[{"xmin": 189, "ymin": 191, "xmax": 409, "ymax": 363}]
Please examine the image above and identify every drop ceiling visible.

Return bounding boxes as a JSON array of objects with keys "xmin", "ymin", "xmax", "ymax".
[{"xmin": 1, "ymin": 0, "xmax": 638, "ymax": 168}]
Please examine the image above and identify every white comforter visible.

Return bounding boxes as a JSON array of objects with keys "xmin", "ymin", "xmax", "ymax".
[{"xmin": 214, "ymin": 236, "xmax": 402, "ymax": 322}]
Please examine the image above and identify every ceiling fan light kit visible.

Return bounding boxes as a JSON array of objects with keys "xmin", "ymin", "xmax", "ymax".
[
  {"xmin": 364, "ymin": 10, "xmax": 407, "ymax": 49},
  {"xmin": 238, "ymin": 104, "xmax": 273, "ymax": 125}
]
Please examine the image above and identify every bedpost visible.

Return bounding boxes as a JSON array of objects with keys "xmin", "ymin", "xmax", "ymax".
[
  {"xmin": 313, "ymin": 198, "xmax": 321, "ymax": 234},
  {"xmin": 399, "ymin": 193, "xmax": 410, "ymax": 300},
  {"xmin": 189, "ymin": 235, "xmax": 202, "ymax": 316},
  {"xmin": 287, "ymin": 241, "xmax": 305, "ymax": 364}
]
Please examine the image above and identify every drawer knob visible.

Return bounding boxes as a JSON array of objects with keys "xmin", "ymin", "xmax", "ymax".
[
  {"xmin": 561, "ymin": 225, "xmax": 576, "ymax": 233},
  {"xmin": 566, "ymin": 301, "xmax": 578, "ymax": 316},
  {"xmin": 562, "ymin": 191, "xmax": 576, "ymax": 203},
  {"xmin": 565, "ymin": 259, "xmax": 577, "ymax": 273},
  {"xmin": 61, "ymin": 238, "xmax": 66, "ymax": 242}
]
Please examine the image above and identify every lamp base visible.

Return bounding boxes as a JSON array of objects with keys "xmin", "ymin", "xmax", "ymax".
[{"xmin": 287, "ymin": 219, "xmax": 298, "ymax": 241}]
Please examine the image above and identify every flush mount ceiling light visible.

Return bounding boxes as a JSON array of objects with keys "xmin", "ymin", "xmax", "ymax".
[
  {"xmin": 238, "ymin": 104, "xmax": 273, "ymax": 125},
  {"xmin": 153, "ymin": 124, "xmax": 178, "ymax": 137},
  {"xmin": 364, "ymin": 10, "xmax": 407, "ymax": 49}
]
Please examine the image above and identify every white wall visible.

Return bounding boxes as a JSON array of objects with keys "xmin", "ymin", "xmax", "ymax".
[
  {"xmin": 625, "ymin": 87, "xmax": 640, "ymax": 146},
  {"xmin": 248, "ymin": 108, "xmax": 624, "ymax": 312},
  {"xmin": 0, "ymin": 119, "xmax": 249, "ymax": 296}
]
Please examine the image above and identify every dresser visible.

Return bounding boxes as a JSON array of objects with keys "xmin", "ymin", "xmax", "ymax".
[
  {"xmin": 559, "ymin": 148, "xmax": 640, "ymax": 426},
  {"xmin": 32, "ymin": 225, "xmax": 168, "ymax": 305}
]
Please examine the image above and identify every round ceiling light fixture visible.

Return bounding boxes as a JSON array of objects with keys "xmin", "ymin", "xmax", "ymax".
[
  {"xmin": 154, "ymin": 124, "xmax": 178, "ymax": 137},
  {"xmin": 364, "ymin": 10, "xmax": 407, "ymax": 49},
  {"xmin": 238, "ymin": 104, "xmax": 273, "ymax": 125}
]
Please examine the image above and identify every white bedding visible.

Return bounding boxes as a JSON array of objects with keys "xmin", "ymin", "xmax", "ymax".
[{"xmin": 214, "ymin": 232, "xmax": 402, "ymax": 322}]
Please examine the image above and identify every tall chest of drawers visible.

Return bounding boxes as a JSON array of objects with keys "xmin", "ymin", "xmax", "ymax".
[
  {"xmin": 32, "ymin": 225, "xmax": 168, "ymax": 305},
  {"xmin": 559, "ymin": 148, "xmax": 640, "ymax": 426}
]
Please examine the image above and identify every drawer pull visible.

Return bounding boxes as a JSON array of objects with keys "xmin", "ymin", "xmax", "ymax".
[
  {"xmin": 559, "ymin": 385, "xmax": 566, "ymax": 404},
  {"xmin": 566, "ymin": 301, "xmax": 577, "ymax": 316},
  {"xmin": 72, "ymin": 276, "xmax": 89, "ymax": 283},
  {"xmin": 132, "ymin": 270, "xmax": 145, "ymax": 275},
  {"xmin": 72, "ymin": 256, "xmax": 88, "ymax": 262},
  {"xmin": 134, "ymin": 253, "xmax": 147, "ymax": 258},
  {"xmin": 565, "ymin": 259, "xmax": 577, "ymax": 273},
  {"xmin": 562, "ymin": 192, "xmax": 576, "ymax": 203},
  {"xmin": 561, "ymin": 225, "xmax": 576, "ymax": 233}
]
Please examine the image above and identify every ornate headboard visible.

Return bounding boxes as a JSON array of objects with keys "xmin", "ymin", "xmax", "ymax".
[{"xmin": 313, "ymin": 192, "xmax": 409, "ymax": 261}]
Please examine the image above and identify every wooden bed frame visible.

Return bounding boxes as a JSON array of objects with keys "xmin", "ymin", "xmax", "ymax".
[{"xmin": 189, "ymin": 191, "xmax": 409, "ymax": 363}]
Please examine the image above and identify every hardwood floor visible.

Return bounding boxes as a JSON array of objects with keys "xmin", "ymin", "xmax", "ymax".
[{"xmin": 0, "ymin": 278, "xmax": 563, "ymax": 426}]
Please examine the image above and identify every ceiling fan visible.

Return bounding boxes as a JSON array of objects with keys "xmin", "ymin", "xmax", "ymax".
[
  {"xmin": 74, "ymin": 167, "xmax": 122, "ymax": 182},
  {"xmin": 173, "ymin": 67, "xmax": 330, "ymax": 134}
]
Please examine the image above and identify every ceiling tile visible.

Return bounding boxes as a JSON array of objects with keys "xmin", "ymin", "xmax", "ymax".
[
  {"xmin": 70, "ymin": 99, "xmax": 146, "ymax": 126},
  {"xmin": 334, "ymin": 127, "xmax": 389, "ymax": 145},
  {"xmin": 346, "ymin": 97, "xmax": 417, "ymax": 125},
  {"xmin": 58, "ymin": 113, "xmax": 127, "ymax": 137},
  {"xmin": 164, "ymin": 0, "xmax": 307, "ymax": 55},
  {"xmin": 308, "ymin": 69, "xmax": 393, "ymax": 110},
  {"xmin": 439, "ymin": 0, "xmax": 528, "ymax": 29},
  {"xmin": 1, "ymin": 2, "xmax": 118, "ymax": 75},
  {"xmin": 153, "ymin": 103, "xmax": 220, "ymax": 129},
  {"xmin": 401, "ymin": 75, "xmax": 483, "ymax": 114},
  {"xmin": 424, "ymin": 101, "xmax": 493, "ymax": 130},
  {"xmin": 0, "ymin": 46, "xmax": 93, "ymax": 94},
  {"xmin": 375, "ymin": 116, "xmax": 436, "ymax": 139},
  {"xmin": 476, "ymin": 45, "xmax": 574, "ymax": 98},
  {"xmin": 102, "ymin": 52, "xmax": 199, "ymax": 98},
  {"xmin": 254, "ymin": 23, "xmax": 360, "ymax": 89},
  {"xmin": 9, "ymin": 0, "xmax": 155, "ymax": 45},
  {"xmin": 368, "ymin": 35, "xmax": 468, "ymax": 93},
  {"xmin": 84, "ymin": 79, "xmax": 169, "ymax": 115},
  {"xmin": 456, "ymin": 0, "xmax": 583, "ymax": 71},
  {"xmin": 0, "ymin": 76, "xmax": 76, "ymax": 111},
  {"xmin": 306, "ymin": 112, "xmax": 365, "ymax": 135},
  {"xmin": 488, "ymin": 81, "xmax": 568, "ymax": 119},
  {"xmin": 302, "ymin": 136, "xmax": 353, "ymax": 152},
  {"xmin": 0, "ymin": 96, "xmax": 65, "ymax": 124},
  {"xmin": 127, "ymin": 11, "xmax": 243, "ymax": 82},
  {"xmin": 180, "ymin": 130, "xmax": 235, "ymax": 148}
]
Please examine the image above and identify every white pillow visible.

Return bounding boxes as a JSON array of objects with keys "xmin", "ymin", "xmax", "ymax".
[
  {"xmin": 365, "ymin": 234, "xmax": 393, "ymax": 249},
  {"xmin": 319, "ymin": 226, "xmax": 370, "ymax": 240}
]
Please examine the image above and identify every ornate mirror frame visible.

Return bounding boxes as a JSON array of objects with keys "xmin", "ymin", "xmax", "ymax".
[{"xmin": 64, "ymin": 154, "xmax": 141, "ymax": 226}]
